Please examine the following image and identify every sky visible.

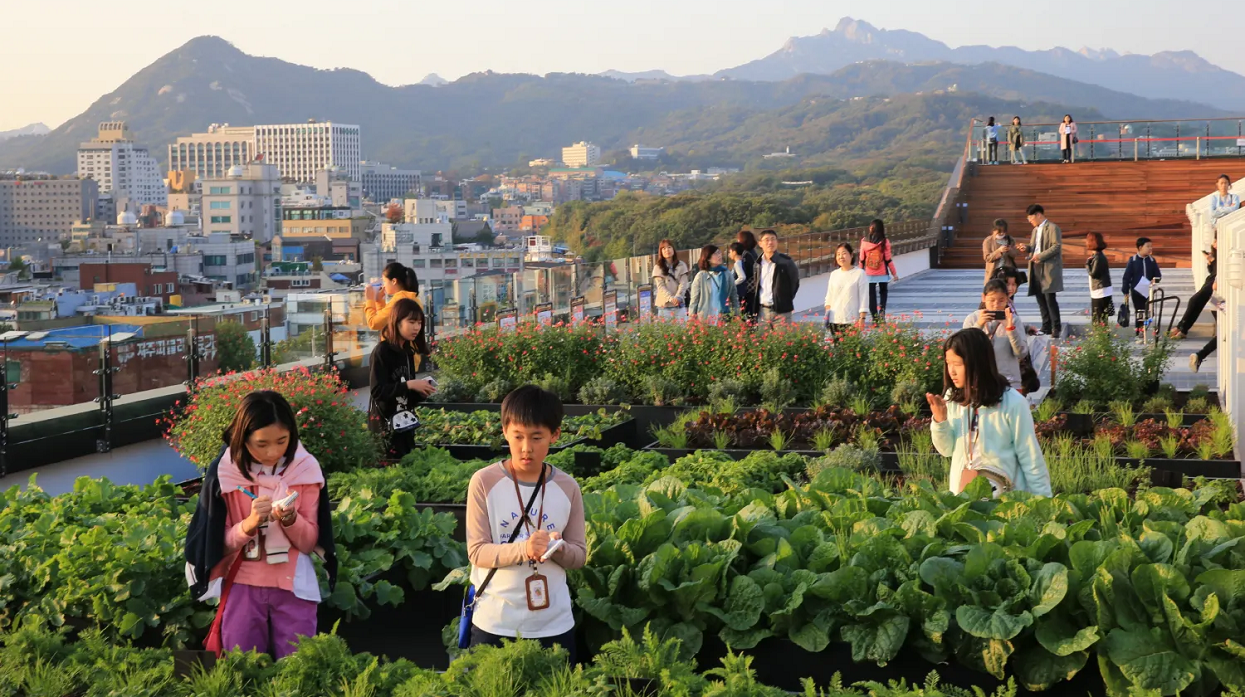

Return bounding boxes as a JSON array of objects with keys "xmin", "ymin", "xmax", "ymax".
[{"xmin": 0, "ymin": 0, "xmax": 1237, "ymax": 132}]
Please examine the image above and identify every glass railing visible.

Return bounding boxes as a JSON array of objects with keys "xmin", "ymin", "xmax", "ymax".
[{"xmin": 968, "ymin": 117, "xmax": 1245, "ymax": 163}]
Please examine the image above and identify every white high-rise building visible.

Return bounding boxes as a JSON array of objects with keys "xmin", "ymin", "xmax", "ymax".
[
  {"xmin": 253, "ymin": 121, "xmax": 362, "ymax": 183},
  {"xmin": 562, "ymin": 141, "xmax": 601, "ymax": 168},
  {"xmin": 77, "ymin": 122, "xmax": 166, "ymax": 207},
  {"xmin": 168, "ymin": 124, "xmax": 256, "ymax": 179}
]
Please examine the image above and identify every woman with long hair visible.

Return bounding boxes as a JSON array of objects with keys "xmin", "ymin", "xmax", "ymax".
[
  {"xmin": 1008, "ymin": 116, "xmax": 1027, "ymax": 165},
  {"xmin": 984, "ymin": 116, "xmax": 999, "ymax": 165},
  {"xmin": 1059, "ymin": 114, "xmax": 1077, "ymax": 164},
  {"xmin": 688, "ymin": 244, "xmax": 738, "ymax": 321},
  {"xmin": 1085, "ymin": 232, "xmax": 1113, "ymax": 326},
  {"xmin": 365, "ymin": 262, "xmax": 422, "ymax": 331},
  {"xmin": 369, "ymin": 299, "xmax": 437, "ymax": 459},
  {"xmin": 859, "ymin": 219, "xmax": 899, "ymax": 324},
  {"xmin": 926, "ymin": 329, "xmax": 1051, "ymax": 497},
  {"xmin": 651, "ymin": 239, "xmax": 690, "ymax": 320}
]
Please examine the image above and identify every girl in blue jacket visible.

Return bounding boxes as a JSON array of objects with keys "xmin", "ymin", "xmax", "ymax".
[{"xmin": 926, "ymin": 328, "xmax": 1052, "ymax": 497}]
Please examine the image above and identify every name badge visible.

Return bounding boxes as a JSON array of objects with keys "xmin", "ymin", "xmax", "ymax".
[{"xmin": 526, "ymin": 573, "xmax": 550, "ymax": 611}]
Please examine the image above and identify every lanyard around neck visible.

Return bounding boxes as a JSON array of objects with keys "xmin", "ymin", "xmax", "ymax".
[
  {"xmin": 965, "ymin": 406, "xmax": 980, "ymax": 466},
  {"xmin": 508, "ymin": 462, "xmax": 547, "ymax": 536}
]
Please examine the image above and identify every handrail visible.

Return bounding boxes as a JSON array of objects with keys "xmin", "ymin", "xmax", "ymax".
[{"xmin": 987, "ymin": 116, "xmax": 1245, "ymax": 127}]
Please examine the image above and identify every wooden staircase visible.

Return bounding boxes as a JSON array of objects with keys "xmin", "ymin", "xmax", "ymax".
[{"xmin": 937, "ymin": 159, "xmax": 1245, "ymax": 270}]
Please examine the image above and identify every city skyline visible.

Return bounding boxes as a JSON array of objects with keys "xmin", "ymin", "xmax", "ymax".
[{"xmin": 0, "ymin": 0, "xmax": 1237, "ymax": 132}]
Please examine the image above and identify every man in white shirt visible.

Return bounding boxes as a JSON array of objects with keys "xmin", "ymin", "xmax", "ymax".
[{"xmin": 752, "ymin": 230, "xmax": 800, "ymax": 328}]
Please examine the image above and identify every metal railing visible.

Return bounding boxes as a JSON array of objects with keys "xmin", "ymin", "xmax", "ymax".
[{"xmin": 968, "ymin": 116, "xmax": 1245, "ymax": 164}]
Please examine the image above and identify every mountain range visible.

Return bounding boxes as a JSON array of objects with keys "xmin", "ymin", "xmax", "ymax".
[
  {"xmin": 0, "ymin": 123, "xmax": 50, "ymax": 143},
  {"xmin": 613, "ymin": 17, "xmax": 1245, "ymax": 112},
  {"xmin": 0, "ymin": 30, "xmax": 1234, "ymax": 175}
]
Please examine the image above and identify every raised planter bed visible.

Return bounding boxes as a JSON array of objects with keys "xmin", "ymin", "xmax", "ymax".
[
  {"xmin": 641, "ymin": 444, "xmax": 902, "ymax": 472},
  {"xmin": 432, "ymin": 417, "xmax": 637, "ymax": 461},
  {"xmin": 417, "ymin": 402, "xmax": 686, "ymax": 445},
  {"xmin": 1125, "ymin": 457, "xmax": 1242, "ymax": 480},
  {"xmin": 319, "ymin": 584, "xmax": 462, "ymax": 670},
  {"xmin": 698, "ymin": 635, "xmax": 1107, "ymax": 696},
  {"xmin": 1059, "ymin": 411, "xmax": 1211, "ymax": 436}
]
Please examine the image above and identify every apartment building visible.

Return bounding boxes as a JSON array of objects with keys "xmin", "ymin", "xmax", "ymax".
[
  {"xmin": 167, "ymin": 124, "xmax": 256, "ymax": 179},
  {"xmin": 561, "ymin": 141, "xmax": 601, "ymax": 168},
  {"xmin": 0, "ymin": 177, "xmax": 98, "ymax": 248},
  {"xmin": 199, "ymin": 163, "xmax": 282, "ymax": 243},
  {"xmin": 491, "ymin": 206, "xmax": 524, "ymax": 234},
  {"xmin": 359, "ymin": 161, "xmax": 421, "ymax": 203},
  {"xmin": 76, "ymin": 122, "xmax": 166, "ymax": 207},
  {"xmin": 253, "ymin": 121, "xmax": 362, "ymax": 183}
]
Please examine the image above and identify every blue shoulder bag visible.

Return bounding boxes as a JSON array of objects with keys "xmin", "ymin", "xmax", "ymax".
[{"xmin": 458, "ymin": 464, "xmax": 547, "ymax": 649}]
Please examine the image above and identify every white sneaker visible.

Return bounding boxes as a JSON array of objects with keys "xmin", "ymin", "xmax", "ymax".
[{"xmin": 1190, "ymin": 353, "xmax": 1202, "ymax": 372}]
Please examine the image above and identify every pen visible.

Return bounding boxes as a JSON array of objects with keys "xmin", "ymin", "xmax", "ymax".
[{"xmin": 236, "ymin": 486, "xmax": 258, "ymax": 499}]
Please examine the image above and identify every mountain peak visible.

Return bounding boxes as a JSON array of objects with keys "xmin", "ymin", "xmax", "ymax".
[
  {"xmin": 833, "ymin": 17, "xmax": 879, "ymax": 41},
  {"xmin": 419, "ymin": 73, "xmax": 448, "ymax": 86},
  {"xmin": 175, "ymin": 35, "xmax": 244, "ymax": 59}
]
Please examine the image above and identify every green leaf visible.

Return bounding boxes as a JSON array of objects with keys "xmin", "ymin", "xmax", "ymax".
[
  {"xmin": 1132, "ymin": 563, "xmax": 1191, "ymax": 610},
  {"xmin": 1102, "ymin": 627, "xmax": 1200, "ymax": 694},
  {"xmin": 1029, "ymin": 562, "xmax": 1069, "ymax": 617},
  {"xmin": 918, "ymin": 557, "xmax": 965, "ymax": 591},
  {"xmin": 956, "ymin": 605, "xmax": 1034, "ymax": 641},
  {"xmin": 1138, "ymin": 531, "xmax": 1174, "ymax": 564},
  {"xmin": 1035, "ymin": 616, "xmax": 1100, "ymax": 656},
  {"xmin": 707, "ymin": 575, "xmax": 764, "ymax": 631},
  {"xmin": 1013, "ymin": 647, "xmax": 1089, "ymax": 691},
  {"xmin": 840, "ymin": 613, "xmax": 909, "ymax": 666},
  {"xmin": 373, "ymin": 580, "xmax": 404, "ymax": 606},
  {"xmin": 720, "ymin": 626, "xmax": 773, "ymax": 650}
]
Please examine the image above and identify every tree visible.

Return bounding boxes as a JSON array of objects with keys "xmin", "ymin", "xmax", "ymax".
[
  {"xmin": 7, "ymin": 258, "xmax": 28, "ymax": 280},
  {"xmin": 473, "ymin": 224, "xmax": 495, "ymax": 247},
  {"xmin": 311, "ymin": 256, "xmax": 324, "ymax": 272},
  {"xmin": 384, "ymin": 203, "xmax": 403, "ymax": 224},
  {"xmin": 271, "ymin": 329, "xmax": 317, "ymax": 365},
  {"xmin": 215, "ymin": 320, "xmax": 256, "ymax": 373}
]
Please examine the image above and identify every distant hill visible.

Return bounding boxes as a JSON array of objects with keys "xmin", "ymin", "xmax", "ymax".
[
  {"xmin": 0, "ymin": 36, "xmax": 1227, "ymax": 175},
  {"xmin": 600, "ymin": 69, "xmax": 713, "ymax": 83},
  {"xmin": 719, "ymin": 17, "xmax": 1245, "ymax": 112},
  {"xmin": 0, "ymin": 123, "xmax": 50, "ymax": 142}
]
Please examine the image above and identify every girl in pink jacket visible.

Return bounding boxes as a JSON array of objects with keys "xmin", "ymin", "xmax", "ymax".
[{"xmin": 859, "ymin": 219, "xmax": 900, "ymax": 324}]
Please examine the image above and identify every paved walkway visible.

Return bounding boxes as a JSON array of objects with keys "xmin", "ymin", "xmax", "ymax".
[{"xmin": 793, "ymin": 267, "xmax": 1218, "ymax": 391}]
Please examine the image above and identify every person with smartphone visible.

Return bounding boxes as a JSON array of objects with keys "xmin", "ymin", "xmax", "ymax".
[
  {"xmin": 184, "ymin": 391, "xmax": 336, "ymax": 660},
  {"xmin": 369, "ymin": 298, "xmax": 436, "ymax": 459},
  {"xmin": 962, "ymin": 280, "xmax": 1028, "ymax": 392}
]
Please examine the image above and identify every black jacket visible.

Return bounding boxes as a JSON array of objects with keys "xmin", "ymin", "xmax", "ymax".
[
  {"xmin": 369, "ymin": 340, "xmax": 425, "ymax": 433},
  {"xmin": 1086, "ymin": 251, "xmax": 1112, "ymax": 291},
  {"xmin": 184, "ymin": 445, "xmax": 338, "ymax": 601},
  {"xmin": 751, "ymin": 252, "xmax": 801, "ymax": 315},
  {"xmin": 1121, "ymin": 254, "xmax": 1161, "ymax": 297}
]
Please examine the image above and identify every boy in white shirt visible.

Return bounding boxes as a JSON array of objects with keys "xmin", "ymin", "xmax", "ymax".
[{"xmin": 464, "ymin": 385, "xmax": 587, "ymax": 661}]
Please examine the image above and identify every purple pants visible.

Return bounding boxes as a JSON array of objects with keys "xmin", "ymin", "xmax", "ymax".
[{"xmin": 221, "ymin": 583, "xmax": 317, "ymax": 659}]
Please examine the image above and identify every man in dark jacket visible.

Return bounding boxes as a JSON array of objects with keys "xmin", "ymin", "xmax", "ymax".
[{"xmin": 752, "ymin": 229, "xmax": 801, "ymax": 327}]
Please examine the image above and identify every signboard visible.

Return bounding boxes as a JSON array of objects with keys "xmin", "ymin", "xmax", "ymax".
[
  {"xmin": 534, "ymin": 302, "xmax": 553, "ymax": 327},
  {"xmin": 497, "ymin": 307, "xmax": 518, "ymax": 332},
  {"xmin": 603, "ymin": 290, "xmax": 618, "ymax": 331},
  {"xmin": 636, "ymin": 284, "xmax": 653, "ymax": 323},
  {"xmin": 570, "ymin": 296, "xmax": 586, "ymax": 324},
  {"xmin": 1237, "ymin": 138, "xmax": 1245, "ymax": 147}
]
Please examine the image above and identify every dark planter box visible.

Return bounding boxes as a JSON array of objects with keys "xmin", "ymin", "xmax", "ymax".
[
  {"xmin": 172, "ymin": 650, "xmax": 217, "ymax": 678},
  {"xmin": 1058, "ymin": 412, "xmax": 1211, "ymax": 437},
  {"xmin": 1122, "ymin": 457, "xmax": 1242, "ymax": 479},
  {"xmin": 641, "ymin": 445, "xmax": 901, "ymax": 472},
  {"xmin": 704, "ymin": 635, "xmax": 1106, "ymax": 696},
  {"xmin": 432, "ymin": 418, "xmax": 636, "ymax": 461},
  {"xmin": 319, "ymin": 585, "xmax": 462, "ymax": 670}
]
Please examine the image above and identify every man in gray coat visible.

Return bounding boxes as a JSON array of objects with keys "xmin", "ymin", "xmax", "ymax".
[{"xmin": 1018, "ymin": 204, "xmax": 1063, "ymax": 338}]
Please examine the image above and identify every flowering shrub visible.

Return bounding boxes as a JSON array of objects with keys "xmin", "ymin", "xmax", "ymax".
[
  {"xmin": 1056, "ymin": 324, "xmax": 1173, "ymax": 405},
  {"xmin": 434, "ymin": 322, "xmax": 603, "ymax": 399},
  {"xmin": 163, "ymin": 367, "xmax": 382, "ymax": 473},
  {"xmin": 434, "ymin": 318, "xmax": 946, "ymax": 405}
]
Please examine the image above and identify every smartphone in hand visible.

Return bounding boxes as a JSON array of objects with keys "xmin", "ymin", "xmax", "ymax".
[{"xmin": 986, "ymin": 310, "xmax": 1007, "ymax": 321}]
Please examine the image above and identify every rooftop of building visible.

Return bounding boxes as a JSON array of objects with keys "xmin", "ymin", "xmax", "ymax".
[{"xmin": 0, "ymin": 324, "xmax": 145, "ymax": 350}]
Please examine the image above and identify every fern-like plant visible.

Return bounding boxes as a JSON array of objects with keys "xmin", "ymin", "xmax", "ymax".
[
  {"xmin": 768, "ymin": 429, "xmax": 790, "ymax": 452},
  {"xmin": 1071, "ymin": 399, "xmax": 1097, "ymax": 415},
  {"xmin": 1159, "ymin": 435, "xmax": 1180, "ymax": 459},
  {"xmin": 712, "ymin": 430, "xmax": 731, "ymax": 451},
  {"xmin": 1124, "ymin": 439, "xmax": 1151, "ymax": 459},
  {"xmin": 1164, "ymin": 408, "xmax": 1185, "ymax": 430},
  {"xmin": 812, "ymin": 428, "xmax": 837, "ymax": 452},
  {"xmin": 1034, "ymin": 398, "xmax": 1062, "ymax": 423},
  {"xmin": 1109, "ymin": 400, "xmax": 1137, "ymax": 427}
]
